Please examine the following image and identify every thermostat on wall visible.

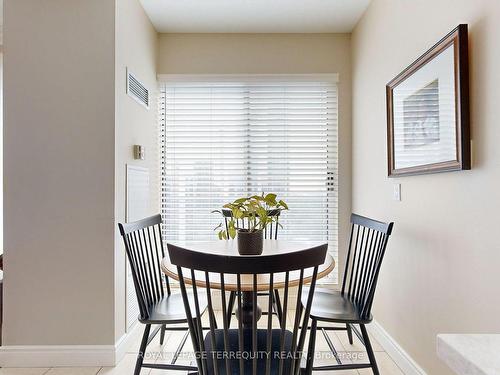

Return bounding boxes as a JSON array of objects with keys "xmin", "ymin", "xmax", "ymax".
[{"xmin": 134, "ymin": 145, "xmax": 145, "ymax": 160}]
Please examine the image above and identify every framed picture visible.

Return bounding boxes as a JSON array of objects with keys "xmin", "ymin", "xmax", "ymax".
[{"xmin": 386, "ymin": 24, "xmax": 470, "ymax": 177}]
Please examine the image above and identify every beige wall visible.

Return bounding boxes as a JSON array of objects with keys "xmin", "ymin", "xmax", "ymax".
[
  {"xmin": 2, "ymin": 0, "xmax": 158, "ymax": 349},
  {"xmin": 158, "ymin": 33, "xmax": 352, "ymax": 276},
  {"xmin": 3, "ymin": 0, "xmax": 116, "ymax": 345},
  {"xmin": 352, "ymin": 0, "xmax": 500, "ymax": 373},
  {"xmin": 114, "ymin": 0, "xmax": 158, "ymax": 341},
  {"xmin": 158, "ymin": 33, "xmax": 349, "ymax": 75}
]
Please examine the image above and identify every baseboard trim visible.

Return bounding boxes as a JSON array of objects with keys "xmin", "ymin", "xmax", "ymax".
[
  {"xmin": 0, "ymin": 323, "xmax": 141, "ymax": 368},
  {"xmin": 0, "ymin": 345, "xmax": 116, "ymax": 367},
  {"xmin": 115, "ymin": 321, "xmax": 141, "ymax": 364},
  {"xmin": 367, "ymin": 320, "xmax": 427, "ymax": 375},
  {"xmin": 0, "ymin": 319, "xmax": 424, "ymax": 371}
]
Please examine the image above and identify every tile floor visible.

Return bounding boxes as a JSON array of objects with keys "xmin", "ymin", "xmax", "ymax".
[{"xmin": 0, "ymin": 311, "xmax": 404, "ymax": 375}]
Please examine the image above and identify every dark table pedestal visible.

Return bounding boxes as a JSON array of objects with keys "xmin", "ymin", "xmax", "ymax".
[{"xmin": 236, "ymin": 291, "xmax": 262, "ymax": 329}]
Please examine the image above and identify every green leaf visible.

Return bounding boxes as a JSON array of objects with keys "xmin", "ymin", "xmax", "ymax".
[
  {"xmin": 229, "ymin": 226, "xmax": 237, "ymax": 239},
  {"xmin": 264, "ymin": 193, "xmax": 277, "ymax": 206},
  {"xmin": 233, "ymin": 208, "xmax": 244, "ymax": 219},
  {"xmin": 265, "ymin": 193, "xmax": 277, "ymax": 201},
  {"xmin": 250, "ymin": 195, "xmax": 265, "ymax": 201},
  {"xmin": 233, "ymin": 197, "xmax": 248, "ymax": 204},
  {"xmin": 278, "ymin": 200, "xmax": 289, "ymax": 210},
  {"xmin": 256, "ymin": 207, "xmax": 267, "ymax": 218}
]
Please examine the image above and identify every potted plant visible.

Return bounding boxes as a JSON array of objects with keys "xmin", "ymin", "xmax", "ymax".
[{"xmin": 212, "ymin": 193, "xmax": 289, "ymax": 255}]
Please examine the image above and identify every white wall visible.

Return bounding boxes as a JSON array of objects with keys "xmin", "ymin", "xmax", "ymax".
[
  {"xmin": 3, "ymin": 0, "xmax": 116, "ymax": 345},
  {"xmin": 158, "ymin": 33, "xmax": 352, "ymax": 277},
  {"xmin": 352, "ymin": 0, "xmax": 500, "ymax": 373},
  {"xmin": 114, "ymin": 0, "xmax": 158, "ymax": 342}
]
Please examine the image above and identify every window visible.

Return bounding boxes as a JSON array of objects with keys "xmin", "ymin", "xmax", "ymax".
[{"xmin": 159, "ymin": 75, "xmax": 338, "ymax": 281}]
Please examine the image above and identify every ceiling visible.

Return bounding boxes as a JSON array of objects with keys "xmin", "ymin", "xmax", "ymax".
[{"xmin": 139, "ymin": 0, "xmax": 371, "ymax": 33}]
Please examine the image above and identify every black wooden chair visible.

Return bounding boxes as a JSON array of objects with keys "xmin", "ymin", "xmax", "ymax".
[
  {"xmin": 302, "ymin": 213, "xmax": 393, "ymax": 375},
  {"xmin": 118, "ymin": 214, "xmax": 208, "ymax": 374},
  {"xmin": 168, "ymin": 241, "xmax": 328, "ymax": 375},
  {"xmin": 222, "ymin": 208, "xmax": 284, "ymax": 326}
]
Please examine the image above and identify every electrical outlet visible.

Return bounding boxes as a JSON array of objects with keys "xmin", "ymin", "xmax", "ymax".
[{"xmin": 393, "ymin": 183, "xmax": 401, "ymax": 201}]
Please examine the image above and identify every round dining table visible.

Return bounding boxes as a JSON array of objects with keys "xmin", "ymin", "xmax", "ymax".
[{"xmin": 161, "ymin": 239, "xmax": 335, "ymax": 327}]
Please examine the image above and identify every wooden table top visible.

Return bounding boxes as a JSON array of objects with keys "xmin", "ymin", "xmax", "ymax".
[{"xmin": 161, "ymin": 240, "xmax": 335, "ymax": 292}]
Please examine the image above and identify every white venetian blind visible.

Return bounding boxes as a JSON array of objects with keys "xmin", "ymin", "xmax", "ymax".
[{"xmin": 159, "ymin": 75, "xmax": 338, "ymax": 281}]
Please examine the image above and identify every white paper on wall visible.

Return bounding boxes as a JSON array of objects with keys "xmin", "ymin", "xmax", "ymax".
[{"xmin": 125, "ymin": 164, "xmax": 150, "ymax": 330}]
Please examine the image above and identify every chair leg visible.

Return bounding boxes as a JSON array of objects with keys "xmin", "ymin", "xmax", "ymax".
[
  {"xmin": 273, "ymin": 289, "xmax": 283, "ymax": 324},
  {"xmin": 346, "ymin": 323, "xmax": 354, "ymax": 345},
  {"xmin": 159, "ymin": 324, "xmax": 166, "ymax": 345},
  {"xmin": 360, "ymin": 324, "xmax": 379, "ymax": 375},
  {"xmin": 305, "ymin": 318, "xmax": 318, "ymax": 375},
  {"xmin": 135, "ymin": 324, "xmax": 151, "ymax": 375},
  {"xmin": 227, "ymin": 291, "xmax": 236, "ymax": 327}
]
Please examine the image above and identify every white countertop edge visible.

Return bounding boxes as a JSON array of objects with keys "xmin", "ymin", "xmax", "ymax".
[{"xmin": 437, "ymin": 334, "xmax": 500, "ymax": 375}]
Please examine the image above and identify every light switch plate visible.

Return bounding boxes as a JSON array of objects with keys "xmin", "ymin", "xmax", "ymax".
[{"xmin": 393, "ymin": 183, "xmax": 401, "ymax": 201}]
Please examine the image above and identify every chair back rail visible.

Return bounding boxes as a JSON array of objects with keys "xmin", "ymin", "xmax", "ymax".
[
  {"xmin": 168, "ymin": 242, "xmax": 328, "ymax": 375},
  {"xmin": 341, "ymin": 213, "xmax": 394, "ymax": 319},
  {"xmin": 118, "ymin": 214, "xmax": 171, "ymax": 320}
]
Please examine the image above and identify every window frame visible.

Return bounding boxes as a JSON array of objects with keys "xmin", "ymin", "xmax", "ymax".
[{"xmin": 158, "ymin": 74, "xmax": 339, "ymax": 284}]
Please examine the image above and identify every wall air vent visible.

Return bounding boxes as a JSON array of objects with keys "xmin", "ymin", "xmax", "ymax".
[{"xmin": 127, "ymin": 69, "xmax": 150, "ymax": 109}]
